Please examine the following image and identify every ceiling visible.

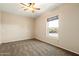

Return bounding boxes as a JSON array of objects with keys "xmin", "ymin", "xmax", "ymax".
[{"xmin": 0, "ymin": 3, "xmax": 63, "ymax": 18}]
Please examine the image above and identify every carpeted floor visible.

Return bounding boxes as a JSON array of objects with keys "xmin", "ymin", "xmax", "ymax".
[{"xmin": 0, "ymin": 39, "xmax": 78, "ymax": 56}]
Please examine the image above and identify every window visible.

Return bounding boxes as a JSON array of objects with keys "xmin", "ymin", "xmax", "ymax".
[{"xmin": 47, "ymin": 16, "xmax": 59, "ymax": 37}]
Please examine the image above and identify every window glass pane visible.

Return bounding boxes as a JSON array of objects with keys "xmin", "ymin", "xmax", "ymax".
[
  {"xmin": 48, "ymin": 18, "xmax": 59, "ymax": 37},
  {"xmin": 48, "ymin": 20, "xmax": 59, "ymax": 27}
]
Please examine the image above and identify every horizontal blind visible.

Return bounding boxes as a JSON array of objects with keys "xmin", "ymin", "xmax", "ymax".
[{"xmin": 47, "ymin": 15, "xmax": 59, "ymax": 22}]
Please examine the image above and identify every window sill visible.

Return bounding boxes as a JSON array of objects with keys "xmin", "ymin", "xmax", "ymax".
[{"xmin": 48, "ymin": 35, "xmax": 58, "ymax": 40}]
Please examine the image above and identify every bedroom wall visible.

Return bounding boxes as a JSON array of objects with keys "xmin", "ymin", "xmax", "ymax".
[
  {"xmin": 2, "ymin": 12, "xmax": 34, "ymax": 43},
  {"xmin": 35, "ymin": 4, "xmax": 79, "ymax": 54},
  {"xmin": 0, "ymin": 11, "xmax": 1, "ymax": 44}
]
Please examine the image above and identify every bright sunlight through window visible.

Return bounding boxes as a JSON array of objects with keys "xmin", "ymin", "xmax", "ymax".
[{"xmin": 48, "ymin": 16, "xmax": 59, "ymax": 37}]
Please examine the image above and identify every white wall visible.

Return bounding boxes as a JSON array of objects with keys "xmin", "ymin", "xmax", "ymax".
[
  {"xmin": 0, "ymin": 11, "xmax": 1, "ymax": 44},
  {"xmin": 59, "ymin": 4, "xmax": 79, "ymax": 54},
  {"xmin": 35, "ymin": 4, "xmax": 79, "ymax": 54},
  {"xmin": 2, "ymin": 12, "xmax": 34, "ymax": 43}
]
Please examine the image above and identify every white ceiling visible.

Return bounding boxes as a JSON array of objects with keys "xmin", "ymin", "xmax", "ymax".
[{"xmin": 0, "ymin": 3, "xmax": 62, "ymax": 18}]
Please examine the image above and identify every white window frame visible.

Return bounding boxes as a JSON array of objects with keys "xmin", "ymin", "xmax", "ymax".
[{"xmin": 46, "ymin": 16, "xmax": 59, "ymax": 39}]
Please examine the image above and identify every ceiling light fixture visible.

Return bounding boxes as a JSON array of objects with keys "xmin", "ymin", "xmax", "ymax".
[{"xmin": 20, "ymin": 3, "xmax": 40, "ymax": 13}]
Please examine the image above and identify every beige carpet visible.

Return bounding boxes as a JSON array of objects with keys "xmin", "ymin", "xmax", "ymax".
[{"xmin": 0, "ymin": 39, "xmax": 78, "ymax": 56}]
